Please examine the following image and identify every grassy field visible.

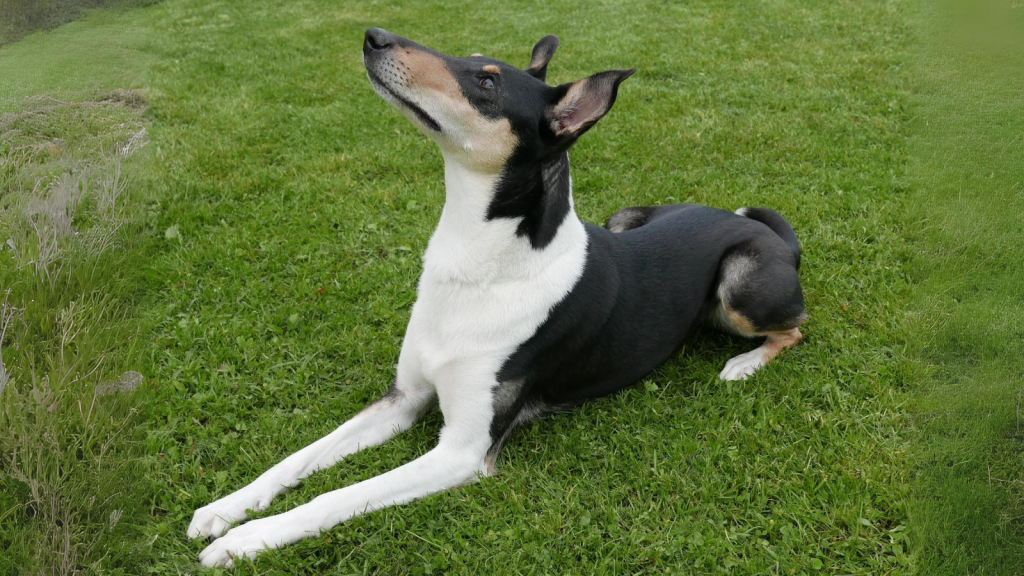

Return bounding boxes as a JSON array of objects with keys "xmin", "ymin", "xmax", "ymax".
[
  {"xmin": 0, "ymin": 6, "xmax": 153, "ymax": 109},
  {"xmin": 9, "ymin": 0, "xmax": 1024, "ymax": 573},
  {"xmin": 907, "ymin": 0, "xmax": 1024, "ymax": 573},
  {"xmin": 18, "ymin": 0, "xmax": 1012, "ymax": 574},
  {"xmin": 132, "ymin": 0, "xmax": 912, "ymax": 574}
]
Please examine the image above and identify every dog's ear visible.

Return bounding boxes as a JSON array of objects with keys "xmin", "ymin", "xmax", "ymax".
[
  {"xmin": 526, "ymin": 35, "xmax": 559, "ymax": 81},
  {"xmin": 546, "ymin": 69, "xmax": 635, "ymax": 141}
]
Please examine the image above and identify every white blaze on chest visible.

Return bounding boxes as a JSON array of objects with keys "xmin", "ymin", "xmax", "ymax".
[{"xmin": 407, "ymin": 155, "xmax": 588, "ymax": 383}]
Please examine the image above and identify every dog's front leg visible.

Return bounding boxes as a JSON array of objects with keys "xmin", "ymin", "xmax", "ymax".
[
  {"xmin": 187, "ymin": 352, "xmax": 434, "ymax": 540},
  {"xmin": 197, "ymin": 407, "xmax": 492, "ymax": 568}
]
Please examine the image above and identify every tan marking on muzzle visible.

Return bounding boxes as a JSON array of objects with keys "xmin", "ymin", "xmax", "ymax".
[
  {"xmin": 393, "ymin": 46, "xmax": 518, "ymax": 171},
  {"xmin": 399, "ymin": 47, "xmax": 462, "ymax": 97}
]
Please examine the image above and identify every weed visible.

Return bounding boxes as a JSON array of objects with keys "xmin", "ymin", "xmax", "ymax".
[
  {"xmin": 0, "ymin": 290, "xmax": 20, "ymax": 396},
  {"xmin": 4, "ymin": 96, "xmax": 145, "ymax": 284},
  {"xmin": 23, "ymin": 171, "xmax": 85, "ymax": 283},
  {"xmin": 0, "ymin": 92, "xmax": 152, "ymax": 574}
]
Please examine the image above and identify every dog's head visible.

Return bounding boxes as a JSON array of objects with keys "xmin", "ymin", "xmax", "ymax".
[{"xmin": 362, "ymin": 28, "xmax": 634, "ymax": 173}]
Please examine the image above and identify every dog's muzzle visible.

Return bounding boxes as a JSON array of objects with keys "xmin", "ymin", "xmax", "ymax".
[{"xmin": 362, "ymin": 28, "xmax": 443, "ymax": 133}]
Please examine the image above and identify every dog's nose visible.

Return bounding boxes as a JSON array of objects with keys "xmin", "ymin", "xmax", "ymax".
[{"xmin": 365, "ymin": 28, "xmax": 392, "ymax": 51}]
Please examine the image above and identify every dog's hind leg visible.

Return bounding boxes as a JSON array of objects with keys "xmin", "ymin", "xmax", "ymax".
[
  {"xmin": 187, "ymin": 350, "xmax": 435, "ymax": 540},
  {"xmin": 605, "ymin": 206, "xmax": 659, "ymax": 232},
  {"xmin": 713, "ymin": 239, "xmax": 806, "ymax": 381},
  {"xmin": 606, "ymin": 204, "xmax": 700, "ymax": 233},
  {"xmin": 718, "ymin": 327, "xmax": 803, "ymax": 381},
  {"xmin": 197, "ymin": 371, "xmax": 496, "ymax": 568}
]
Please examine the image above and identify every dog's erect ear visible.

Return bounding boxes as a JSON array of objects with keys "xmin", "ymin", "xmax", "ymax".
[
  {"xmin": 526, "ymin": 35, "xmax": 559, "ymax": 81},
  {"xmin": 546, "ymin": 69, "xmax": 635, "ymax": 140}
]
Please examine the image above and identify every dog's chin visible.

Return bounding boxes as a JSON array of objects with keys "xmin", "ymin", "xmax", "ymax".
[
  {"xmin": 367, "ymin": 75, "xmax": 402, "ymax": 109},
  {"xmin": 365, "ymin": 69, "xmax": 443, "ymax": 133}
]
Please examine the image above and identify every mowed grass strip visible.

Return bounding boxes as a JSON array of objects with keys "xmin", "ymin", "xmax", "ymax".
[
  {"xmin": 0, "ymin": 6, "xmax": 154, "ymax": 110},
  {"xmin": 0, "ymin": 0, "xmax": 160, "ymax": 48},
  {"xmin": 907, "ymin": 0, "xmax": 1024, "ymax": 573},
  {"xmin": 137, "ymin": 0, "xmax": 911, "ymax": 573}
]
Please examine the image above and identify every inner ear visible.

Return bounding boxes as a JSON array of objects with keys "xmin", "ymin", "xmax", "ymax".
[
  {"xmin": 526, "ymin": 35, "xmax": 559, "ymax": 82},
  {"xmin": 547, "ymin": 69, "xmax": 635, "ymax": 139}
]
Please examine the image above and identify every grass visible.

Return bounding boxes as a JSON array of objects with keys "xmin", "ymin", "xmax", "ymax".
[
  {"xmin": 31, "ymin": 0, "xmax": 1024, "ymax": 574},
  {"xmin": 9, "ymin": 0, "xmax": 1024, "ymax": 573},
  {"xmin": 0, "ymin": 8, "xmax": 157, "ymax": 575},
  {"xmin": 906, "ymin": 0, "xmax": 1024, "ymax": 573},
  {"xmin": 132, "ymin": 0, "xmax": 912, "ymax": 574},
  {"xmin": 0, "ymin": 0, "xmax": 160, "ymax": 47}
]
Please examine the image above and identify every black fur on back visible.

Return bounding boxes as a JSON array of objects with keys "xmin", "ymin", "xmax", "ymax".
[{"xmin": 487, "ymin": 204, "xmax": 805, "ymax": 455}]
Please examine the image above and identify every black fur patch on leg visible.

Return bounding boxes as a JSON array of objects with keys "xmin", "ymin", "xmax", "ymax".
[
  {"xmin": 735, "ymin": 207, "xmax": 801, "ymax": 269},
  {"xmin": 715, "ymin": 240, "xmax": 806, "ymax": 335},
  {"xmin": 485, "ymin": 381, "xmax": 548, "ymax": 474}
]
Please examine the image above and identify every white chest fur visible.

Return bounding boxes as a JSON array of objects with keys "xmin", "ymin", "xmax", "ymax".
[{"xmin": 404, "ymin": 156, "xmax": 588, "ymax": 386}]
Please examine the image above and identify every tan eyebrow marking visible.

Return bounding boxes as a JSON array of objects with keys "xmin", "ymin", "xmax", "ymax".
[
  {"xmin": 482, "ymin": 65, "xmax": 501, "ymax": 74},
  {"xmin": 470, "ymin": 53, "xmax": 483, "ymax": 57}
]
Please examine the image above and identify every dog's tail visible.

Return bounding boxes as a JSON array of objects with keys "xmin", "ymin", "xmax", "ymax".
[{"xmin": 736, "ymin": 207, "xmax": 801, "ymax": 269}]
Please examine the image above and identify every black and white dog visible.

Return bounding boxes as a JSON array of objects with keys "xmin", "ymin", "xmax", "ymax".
[{"xmin": 189, "ymin": 29, "xmax": 806, "ymax": 567}]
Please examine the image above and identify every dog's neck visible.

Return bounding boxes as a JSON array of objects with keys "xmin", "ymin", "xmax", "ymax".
[
  {"xmin": 423, "ymin": 152, "xmax": 586, "ymax": 285},
  {"xmin": 487, "ymin": 152, "xmax": 573, "ymax": 250}
]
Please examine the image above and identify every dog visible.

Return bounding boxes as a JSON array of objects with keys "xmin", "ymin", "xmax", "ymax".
[{"xmin": 188, "ymin": 28, "xmax": 806, "ymax": 567}]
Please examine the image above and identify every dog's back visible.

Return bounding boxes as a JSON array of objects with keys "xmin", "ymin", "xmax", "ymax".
[{"xmin": 499, "ymin": 204, "xmax": 799, "ymax": 409}]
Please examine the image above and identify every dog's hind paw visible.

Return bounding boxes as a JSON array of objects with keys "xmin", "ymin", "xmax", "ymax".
[{"xmin": 719, "ymin": 348, "xmax": 766, "ymax": 381}]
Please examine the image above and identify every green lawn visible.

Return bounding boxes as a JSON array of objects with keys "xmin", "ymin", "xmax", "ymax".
[
  {"xmin": 8, "ymin": 0, "xmax": 991, "ymax": 574},
  {"xmin": 907, "ymin": 0, "xmax": 1024, "ymax": 572},
  {"xmin": 134, "ymin": 0, "xmax": 911, "ymax": 574}
]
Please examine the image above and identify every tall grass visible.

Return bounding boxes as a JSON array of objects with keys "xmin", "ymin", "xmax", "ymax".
[
  {"xmin": 0, "ymin": 93, "xmax": 152, "ymax": 575},
  {"xmin": 0, "ymin": 290, "xmax": 18, "ymax": 396}
]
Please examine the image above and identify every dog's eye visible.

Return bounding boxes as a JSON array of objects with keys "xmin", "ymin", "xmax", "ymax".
[{"xmin": 479, "ymin": 77, "xmax": 495, "ymax": 89}]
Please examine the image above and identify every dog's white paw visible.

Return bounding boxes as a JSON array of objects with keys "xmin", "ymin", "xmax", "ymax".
[
  {"xmin": 198, "ymin": 514, "xmax": 305, "ymax": 568},
  {"xmin": 719, "ymin": 348, "xmax": 766, "ymax": 381},
  {"xmin": 187, "ymin": 486, "xmax": 275, "ymax": 540}
]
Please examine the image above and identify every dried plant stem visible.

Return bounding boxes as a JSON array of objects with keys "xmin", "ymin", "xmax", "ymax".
[{"xmin": 0, "ymin": 290, "xmax": 20, "ymax": 396}]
